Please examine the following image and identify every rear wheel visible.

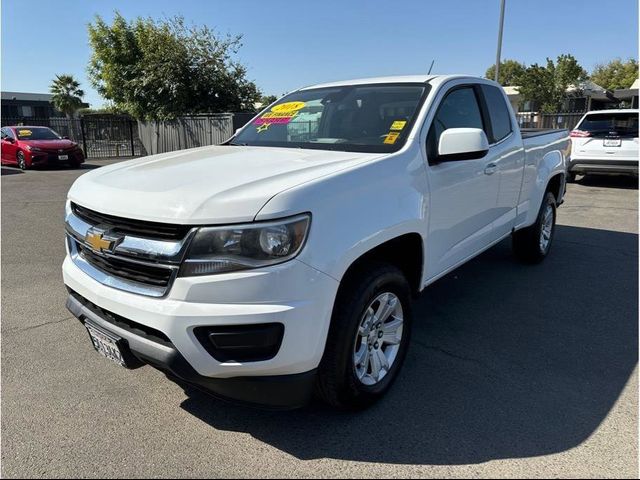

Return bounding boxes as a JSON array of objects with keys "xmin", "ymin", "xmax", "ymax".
[
  {"xmin": 16, "ymin": 151, "xmax": 28, "ymax": 170},
  {"xmin": 512, "ymin": 191, "xmax": 557, "ymax": 264},
  {"xmin": 316, "ymin": 262, "xmax": 412, "ymax": 410}
]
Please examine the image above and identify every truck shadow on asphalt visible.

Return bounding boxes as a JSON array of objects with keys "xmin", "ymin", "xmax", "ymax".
[
  {"xmin": 179, "ymin": 224, "xmax": 638, "ymax": 465},
  {"xmin": 576, "ymin": 175, "xmax": 638, "ymax": 190}
]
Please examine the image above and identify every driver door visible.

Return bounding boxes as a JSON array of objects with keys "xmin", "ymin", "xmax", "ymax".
[{"xmin": 423, "ymin": 84, "xmax": 501, "ymax": 280}]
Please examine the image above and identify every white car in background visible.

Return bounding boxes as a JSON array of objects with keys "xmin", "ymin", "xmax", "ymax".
[{"xmin": 569, "ymin": 109, "xmax": 639, "ymax": 181}]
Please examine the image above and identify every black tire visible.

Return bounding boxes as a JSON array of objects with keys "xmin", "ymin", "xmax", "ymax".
[
  {"xmin": 315, "ymin": 262, "xmax": 413, "ymax": 410},
  {"xmin": 69, "ymin": 161, "xmax": 81, "ymax": 169},
  {"xmin": 16, "ymin": 150, "xmax": 27, "ymax": 170},
  {"xmin": 566, "ymin": 171, "xmax": 577, "ymax": 183},
  {"xmin": 512, "ymin": 191, "xmax": 557, "ymax": 264}
]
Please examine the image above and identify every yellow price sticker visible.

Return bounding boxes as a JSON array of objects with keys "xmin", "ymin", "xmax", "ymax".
[
  {"xmin": 18, "ymin": 129, "xmax": 32, "ymax": 136},
  {"xmin": 384, "ymin": 132, "xmax": 400, "ymax": 144},
  {"xmin": 390, "ymin": 120, "xmax": 407, "ymax": 131},
  {"xmin": 271, "ymin": 101, "xmax": 306, "ymax": 113}
]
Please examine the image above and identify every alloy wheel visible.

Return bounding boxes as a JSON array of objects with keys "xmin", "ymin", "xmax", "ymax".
[{"xmin": 352, "ymin": 292, "xmax": 404, "ymax": 386}]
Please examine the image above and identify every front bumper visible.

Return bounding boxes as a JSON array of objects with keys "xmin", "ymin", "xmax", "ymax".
[
  {"xmin": 63, "ymin": 254, "xmax": 339, "ymax": 408},
  {"xmin": 568, "ymin": 158, "xmax": 639, "ymax": 175},
  {"xmin": 30, "ymin": 150, "xmax": 84, "ymax": 166},
  {"xmin": 66, "ymin": 291, "xmax": 317, "ymax": 409}
]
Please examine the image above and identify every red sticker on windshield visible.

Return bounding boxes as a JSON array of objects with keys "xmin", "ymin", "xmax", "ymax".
[{"xmin": 254, "ymin": 102, "xmax": 306, "ymax": 132}]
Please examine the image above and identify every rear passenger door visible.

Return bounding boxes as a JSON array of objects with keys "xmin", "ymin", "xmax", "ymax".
[
  {"xmin": 477, "ymin": 84, "xmax": 524, "ymax": 239},
  {"xmin": 423, "ymin": 83, "xmax": 501, "ymax": 279}
]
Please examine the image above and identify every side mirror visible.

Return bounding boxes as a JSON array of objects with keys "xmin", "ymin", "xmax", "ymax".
[{"xmin": 437, "ymin": 128, "xmax": 489, "ymax": 161}]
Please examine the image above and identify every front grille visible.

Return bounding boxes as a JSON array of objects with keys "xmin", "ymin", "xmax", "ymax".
[
  {"xmin": 77, "ymin": 242, "xmax": 173, "ymax": 288},
  {"xmin": 71, "ymin": 202, "xmax": 191, "ymax": 241}
]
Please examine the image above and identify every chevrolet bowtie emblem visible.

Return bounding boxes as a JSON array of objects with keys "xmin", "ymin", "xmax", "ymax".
[{"xmin": 85, "ymin": 228, "xmax": 116, "ymax": 253}]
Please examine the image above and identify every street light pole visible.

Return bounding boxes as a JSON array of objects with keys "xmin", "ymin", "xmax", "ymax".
[{"xmin": 494, "ymin": 0, "xmax": 506, "ymax": 83}]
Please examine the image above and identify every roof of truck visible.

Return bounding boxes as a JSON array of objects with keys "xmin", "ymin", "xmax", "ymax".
[
  {"xmin": 584, "ymin": 109, "xmax": 639, "ymax": 114},
  {"xmin": 299, "ymin": 74, "xmax": 480, "ymax": 90}
]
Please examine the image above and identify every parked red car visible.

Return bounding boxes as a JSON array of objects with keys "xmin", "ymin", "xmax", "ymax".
[{"xmin": 1, "ymin": 126, "xmax": 85, "ymax": 169}]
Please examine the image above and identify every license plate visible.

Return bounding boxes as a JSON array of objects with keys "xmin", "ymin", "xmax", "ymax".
[
  {"xmin": 85, "ymin": 322, "xmax": 126, "ymax": 367},
  {"xmin": 58, "ymin": 155, "xmax": 69, "ymax": 160},
  {"xmin": 603, "ymin": 139, "xmax": 621, "ymax": 147}
]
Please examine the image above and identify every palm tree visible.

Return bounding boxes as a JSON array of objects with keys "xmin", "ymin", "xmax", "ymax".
[{"xmin": 50, "ymin": 74, "xmax": 85, "ymax": 119}]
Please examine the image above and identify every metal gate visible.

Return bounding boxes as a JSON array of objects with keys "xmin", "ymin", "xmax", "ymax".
[{"xmin": 1, "ymin": 116, "xmax": 145, "ymax": 159}]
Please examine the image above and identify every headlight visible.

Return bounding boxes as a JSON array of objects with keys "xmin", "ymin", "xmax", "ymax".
[
  {"xmin": 26, "ymin": 145, "xmax": 43, "ymax": 152},
  {"xmin": 179, "ymin": 214, "xmax": 311, "ymax": 276}
]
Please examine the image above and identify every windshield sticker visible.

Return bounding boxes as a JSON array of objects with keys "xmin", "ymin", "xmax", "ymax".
[
  {"xmin": 18, "ymin": 129, "xmax": 32, "ymax": 137},
  {"xmin": 383, "ymin": 132, "xmax": 400, "ymax": 144},
  {"xmin": 255, "ymin": 101, "xmax": 307, "ymax": 132},
  {"xmin": 390, "ymin": 120, "xmax": 407, "ymax": 131},
  {"xmin": 271, "ymin": 101, "xmax": 306, "ymax": 114}
]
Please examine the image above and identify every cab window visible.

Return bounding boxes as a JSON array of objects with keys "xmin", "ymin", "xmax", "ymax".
[
  {"xmin": 481, "ymin": 85, "xmax": 512, "ymax": 142},
  {"xmin": 427, "ymin": 87, "xmax": 485, "ymax": 161}
]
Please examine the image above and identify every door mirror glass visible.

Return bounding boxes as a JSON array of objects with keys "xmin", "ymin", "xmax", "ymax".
[{"xmin": 437, "ymin": 128, "xmax": 489, "ymax": 161}]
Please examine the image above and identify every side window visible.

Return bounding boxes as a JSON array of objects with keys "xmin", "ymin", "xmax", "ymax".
[
  {"xmin": 481, "ymin": 85, "xmax": 512, "ymax": 142},
  {"xmin": 1, "ymin": 128, "xmax": 12, "ymax": 140},
  {"xmin": 427, "ymin": 87, "xmax": 485, "ymax": 160}
]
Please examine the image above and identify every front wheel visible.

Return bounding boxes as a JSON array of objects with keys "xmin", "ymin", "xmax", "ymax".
[
  {"xmin": 315, "ymin": 262, "xmax": 412, "ymax": 410},
  {"xmin": 512, "ymin": 191, "xmax": 557, "ymax": 264},
  {"xmin": 16, "ymin": 151, "xmax": 28, "ymax": 170}
]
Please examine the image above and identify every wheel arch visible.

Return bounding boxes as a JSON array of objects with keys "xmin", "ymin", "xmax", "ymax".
[
  {"xmin": 545, "ymin": 172, "xmax": 565, "ymax": 204},
  {"xmin": 338, "ymin": 232, "xmax": 424, "ymax": 297}
]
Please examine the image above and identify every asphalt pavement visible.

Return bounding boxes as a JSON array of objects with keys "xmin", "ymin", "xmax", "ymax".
[{"xmin": 1, "ymin": 161, "xmax": 638, "ymax": 478}]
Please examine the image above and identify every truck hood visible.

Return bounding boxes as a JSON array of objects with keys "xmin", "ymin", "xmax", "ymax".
[{"xmin": 68, "ymin": 145, "xmax": 380, "ymax": 224}]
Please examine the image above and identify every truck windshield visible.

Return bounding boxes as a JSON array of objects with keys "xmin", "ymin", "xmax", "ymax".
[
  {"xmin": 578, "ymin": 112, "xmax": 639, "ymax": 138},
  {"xmin": 232, "ymin": 83, "xmax": 429, "ymax": 153}
]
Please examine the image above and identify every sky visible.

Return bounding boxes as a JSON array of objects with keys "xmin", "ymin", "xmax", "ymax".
[{"xmin": 2, "ymin": 0, "xmax": 638, "ymax": 108}]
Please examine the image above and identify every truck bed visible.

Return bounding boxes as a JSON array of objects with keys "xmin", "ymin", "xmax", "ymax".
[{"xmin": 520, "ymin": 128, "xmax": 569, "ymax": 139}]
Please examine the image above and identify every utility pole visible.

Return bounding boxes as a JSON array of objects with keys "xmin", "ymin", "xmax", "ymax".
[{"xmin": 494, "ymin": 0, "xmax": 506, "ymax": 83}]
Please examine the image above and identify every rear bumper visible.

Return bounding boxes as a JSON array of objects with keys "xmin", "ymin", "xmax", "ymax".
[
  {"xmin": 568, "ymin": 158, "xmax": 638, "ymax": 175},
  {"xmin": 66, "ymin": 291, "xmax": 317, "ymax": 409}
]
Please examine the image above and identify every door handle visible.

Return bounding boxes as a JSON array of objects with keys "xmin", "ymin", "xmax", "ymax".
[{"xmin": 484, "ymin": 163, "xmax": 498, "ymax": 175}]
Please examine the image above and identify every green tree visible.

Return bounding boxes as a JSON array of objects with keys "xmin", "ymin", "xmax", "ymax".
[
  {"xmin": 260, "ymin": 95, "xmax": 278, "ymax": 107},
  {"xmin": 590, "ymin": 58, "xmax": 638, "ymax": 90},
  {"xmin": 87, "ymin": 13, "xmax": 262, "ymax": 120},
  {"xmin": 485, "ymin": 59, "xmax": 526, "ymax": 86},
  {"xmin": 517, "ymin": 54, "xmax": 587, "ymax": 112},
  {"xmin": 50, "ymin": 74, "xmax": 85, "ymax": 118}
]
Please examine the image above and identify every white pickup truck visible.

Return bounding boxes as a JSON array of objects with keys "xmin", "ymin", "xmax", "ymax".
[{"xmin": 63, "ymin": 75, "xmax": 570, "ymax": 410}]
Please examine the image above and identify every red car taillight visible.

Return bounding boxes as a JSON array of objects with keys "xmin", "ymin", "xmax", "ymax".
[{"xmin": 570, "ymin": 129, "xmax": 591, "ymax": 138}]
